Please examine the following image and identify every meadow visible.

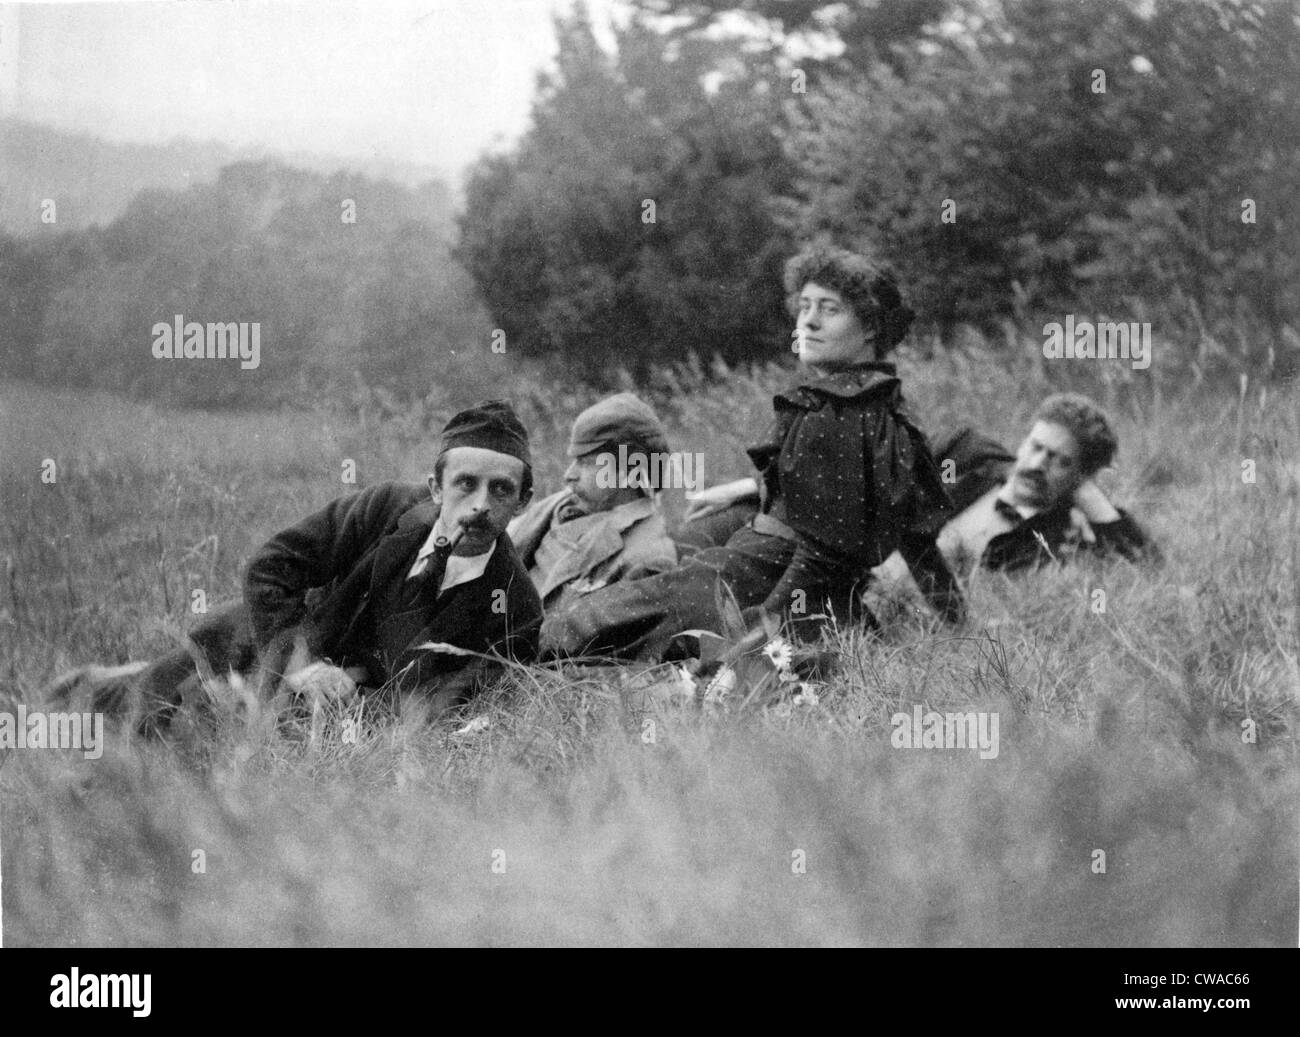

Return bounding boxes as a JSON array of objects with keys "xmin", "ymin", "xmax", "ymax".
[{"xmin": 1, "ymin": 337, "xmax": 1297, "ymax": 946}]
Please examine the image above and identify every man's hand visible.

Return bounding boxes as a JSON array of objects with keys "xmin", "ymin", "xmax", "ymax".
[
  {"xmin": 684, "ymin": 478, "xmax": 760, "ymax": 522},
  {"xmin": 1072, "ymin": 478, "xmax": 1121, "ymax": 524},
  {"xmin": 254, "ymin": 630, "xmax": 357, "ymax": 703},
  {"xmin": 285, "ymin": 661, "xmax": 359, "ymax": 704},
  {"xmin": 1066, "ymin": 507, "xmax": 1097, "ymax": 546}
]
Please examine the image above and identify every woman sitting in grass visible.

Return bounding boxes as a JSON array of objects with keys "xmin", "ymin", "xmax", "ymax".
[{"xmin": 540, "ymin": 243, "xmax": 964, "ymax": 662}]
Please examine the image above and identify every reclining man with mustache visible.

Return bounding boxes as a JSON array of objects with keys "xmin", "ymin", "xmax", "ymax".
[
  {"xmin": 924, "ymin": 391, "xmax": 1156, "ymax": 574},
  {"xmin": 508, "ymin": 392, "xmax": 678, "ymax": 618},
  {"xmin": 49, "ymin": 400, "xmax": 544, "ymax": 729}
]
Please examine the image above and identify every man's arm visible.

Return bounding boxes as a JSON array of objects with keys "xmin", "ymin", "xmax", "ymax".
[
  {"xmin": 244, "ymin": 484, "xmax": 410, "ymax": 651},
  {"xmin": 1092, "ymin": 510, "xmax": 1157, "ymax": 563},
  {"xmin": 683, "ymin": 478, "xmax": 760, "ymax": 522},
  {"xmin": 1073, "ymin": 479, "xmax": 1158, "ymax": 563}
]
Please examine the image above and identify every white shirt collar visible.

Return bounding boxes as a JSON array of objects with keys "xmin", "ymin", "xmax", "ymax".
[
  {"xmin": 408, "ymin": 516, "xmax": 496, "ymax": 592},
  {"xmin": 996, "ymin": 481, "xmax": 1040, "ymax": 520}
]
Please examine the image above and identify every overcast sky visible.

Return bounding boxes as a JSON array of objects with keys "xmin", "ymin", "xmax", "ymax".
[{"xmin": 1, "ymin": 0, "xmax": 624, "ymax": 182}]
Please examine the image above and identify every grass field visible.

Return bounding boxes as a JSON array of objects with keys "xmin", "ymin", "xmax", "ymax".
[{"xmin": 1, "ymin": 343, "xmax": 1297, "ymax": 946}]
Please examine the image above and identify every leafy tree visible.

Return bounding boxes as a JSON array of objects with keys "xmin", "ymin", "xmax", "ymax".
[
  {"xmin": 457, "ymin": 3, "xmax": 797, "ymax": 378},
  {"xmin": 780, "ymin": 0, "xmax": 1299, "ymax": 370},
  {"xmin": 632, "ymin": 0, "xmax": 951, "ymax": 73}
]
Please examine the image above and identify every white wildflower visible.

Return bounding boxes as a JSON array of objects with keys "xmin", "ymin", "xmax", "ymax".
[{"xmin": 762, "ymin": 637, "xmax": 794, "ymax": 674}]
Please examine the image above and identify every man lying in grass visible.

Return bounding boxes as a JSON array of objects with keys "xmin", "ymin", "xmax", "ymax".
[
  {"xmin": 923, "ymin": 392, "xmax": 1156, "ymax": 574},
  {"xmin": 540, "ymin": 244, "xmax": 964, "ymax": 663},
  {"xmin": 48, "ymin": 400, "xmax": 543, "ymax": 729},
  {"xmin": 509, "ymin": 392, "xmax": 678, "ymax": 612}
]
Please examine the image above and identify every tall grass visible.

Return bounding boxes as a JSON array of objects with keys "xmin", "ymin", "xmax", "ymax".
[{"xmin": 1, "ymin": 343, "xmax": 1297, "ymax": 946}]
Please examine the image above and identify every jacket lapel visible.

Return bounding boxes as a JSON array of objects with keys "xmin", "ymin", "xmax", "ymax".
[
  {"xmin": 507, "ymin": 489, "xmax": 568, "ymax": 566},
  {"xmin": 390, "ymin": 536, "xmax": 506, "ymax": 679},
  {"xmin": 540, "ymin": 523, "xmax": 622, "ymax": 599},
  {"xmin": 538, "ymin": 498, "xmax": 653, "ymax": 600},
  {"xmin": 367, "ymin": 499, "xmax": 439, "ymax": 599}
]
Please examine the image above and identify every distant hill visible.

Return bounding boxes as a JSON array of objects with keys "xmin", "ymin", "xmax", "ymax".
[
  {"xmin": 0, "ymin": 118, "xmax": 452, "ymax": 236},
  {"xmin": 0, "ymin": 152, "xmax": 489, "ymax": 408}
]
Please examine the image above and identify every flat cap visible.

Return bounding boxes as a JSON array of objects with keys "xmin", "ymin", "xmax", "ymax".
[
  {"xmin": 440, "ymin": 399, "xmax": 531, "ymax": 466},
  {"xmin": 568, "ymin": 392, "xmax": 669, "ymax": 458}
]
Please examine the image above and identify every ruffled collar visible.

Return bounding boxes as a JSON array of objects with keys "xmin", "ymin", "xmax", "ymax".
[{"xmin": 779, "ymin": 361, "xmax": 900, "ymax": 405}]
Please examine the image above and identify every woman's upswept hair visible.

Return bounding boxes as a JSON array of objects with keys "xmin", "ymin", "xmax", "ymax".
[{"xmin": 783, "ymin": 243, "xmax": 915, "ymax": 353}]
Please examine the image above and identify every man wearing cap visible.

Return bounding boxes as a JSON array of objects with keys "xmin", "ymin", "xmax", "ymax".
[
  {"xmin": 508, "ymin": 393, "xmax": 677, "ymax": 619},
  {"xmin": 48, "ymin": 400, "xmax": 544, "ymax": 727}
]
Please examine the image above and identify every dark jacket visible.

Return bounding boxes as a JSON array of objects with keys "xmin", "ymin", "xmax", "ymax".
[{"xmin": 244, "ymin": 482, "xmax": 542, "ymax": 697}]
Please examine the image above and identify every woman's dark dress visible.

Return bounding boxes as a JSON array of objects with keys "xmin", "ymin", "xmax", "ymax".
[{"xmin": 539, "ymin": 362, "xmax": 960, "ymax": 660}]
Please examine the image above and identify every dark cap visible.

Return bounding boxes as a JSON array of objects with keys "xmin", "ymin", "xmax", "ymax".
[
  {"xmin": 568, "ymin": 392, "xmax": 670, "ymax": 458},
  {"xmin": 439, "ymin": 399, "xmax": 531, "ymax": 467}
]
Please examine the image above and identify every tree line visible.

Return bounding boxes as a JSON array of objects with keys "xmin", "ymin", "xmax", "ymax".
[
  {"xmin": 458, "ymin": 0, "xmax": 1299, "ymax": 383},
  {"xmin": 0, "ymin": 160, "xmax": 487, "ymax": 408},
  {"xmin": 2, "ymin": 0, "xmax": 1296, "ymax": 408}
]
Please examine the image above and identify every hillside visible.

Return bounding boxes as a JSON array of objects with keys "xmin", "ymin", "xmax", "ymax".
[{"xmin": 0, "ymin": 117, "xmax": 451, "ymax": 235}]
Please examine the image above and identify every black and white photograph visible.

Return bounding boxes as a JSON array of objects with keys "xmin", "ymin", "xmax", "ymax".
[{"xmin": 0, "ymin": 0, "xmax": 1296, "ymax": 974}]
